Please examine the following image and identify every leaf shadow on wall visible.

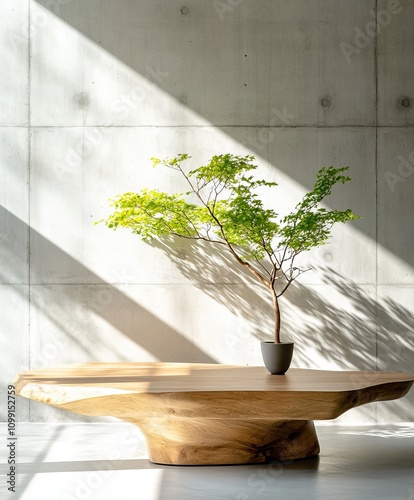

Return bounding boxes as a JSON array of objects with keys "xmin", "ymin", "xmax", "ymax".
[{"xmin": 152, "ymin": 235, "xmax": 414, "ymax": 419}]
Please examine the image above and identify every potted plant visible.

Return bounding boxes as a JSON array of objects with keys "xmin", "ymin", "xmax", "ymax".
[{"xmin": 98, "ymin": 154, "xmax": 359, "ymax": 374}]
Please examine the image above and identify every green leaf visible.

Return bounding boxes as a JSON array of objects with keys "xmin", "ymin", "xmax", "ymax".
[{"xmin": 279, "ymin": 166, "xmax": 360, "ymax": 252}]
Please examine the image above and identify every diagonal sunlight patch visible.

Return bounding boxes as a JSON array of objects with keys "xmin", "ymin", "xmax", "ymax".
[
  {"xmin": 30, "ymin": 2, "xmax": 385, "ymax": 289},
  {"xmin": 32, "ymin": 0, "xmax": 414, "ymax": 282},
  {"xmin": 31, "ymin": 2, "xmax": 210, "ymax": 127},
  {"xmin": 1, "ymin": 206, "xmax": 216, "ymax": 364}
]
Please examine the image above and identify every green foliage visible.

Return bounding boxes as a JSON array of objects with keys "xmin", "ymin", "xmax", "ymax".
[
  {"xmin": 102, "ymin": 154, "xmax": 283, "ymax": 261},
  {"xmin": 100, "ymin": 154, "xmax": 359, "ymax": 265},
  {"xmin": 103, "ymin": 189, "xmax": 202, "ymax": 240},
  {"xmin": 98, "ymin": 153, "xmax": 360, "ymax": 341},
  {"xmin": 279, "ymin": 167, "xmax": 360, "ymax": 252}
]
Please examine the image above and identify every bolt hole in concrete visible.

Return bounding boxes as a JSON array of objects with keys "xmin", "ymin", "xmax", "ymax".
[
  {"xmin": 320, "ymin": 97, "xmax": 331, "ymax": 108},
  {"xmin": 74, "ymin": 92, "xmax": 90, "ymax": 109},
  {"xmin": 181, "ymin": 6, "xmax": 189, "ymax": 15},
  {"xmin": 401, "ymin": 97, "xmax": 412, "ymax": 108},
  {"xmin": 323, "ymin": 251, "xmax": 333, "ymax": 262}
]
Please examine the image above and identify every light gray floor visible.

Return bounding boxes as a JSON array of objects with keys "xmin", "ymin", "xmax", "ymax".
[{"xmin": 1, "ymin": 423, "xmax": 414, "ymax": 500}]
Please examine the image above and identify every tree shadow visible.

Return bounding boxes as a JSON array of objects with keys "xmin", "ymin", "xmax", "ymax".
[
  {"xmin": 151, "ymin": 236, "xmax": 275, "ymax": 339},
  {"xmin": 152, "ymin": 235, "xmax": 414, "ymax": 419}
]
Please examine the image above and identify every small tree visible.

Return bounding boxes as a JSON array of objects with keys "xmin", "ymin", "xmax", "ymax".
[{"xmin": 100, "ymin": 154, "xmax": 360, "ymax": 343}]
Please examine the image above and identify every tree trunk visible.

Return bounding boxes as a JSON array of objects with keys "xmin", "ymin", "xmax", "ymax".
[{"xmin": 270, "ymin": 286, "xmax": 281, "ymax": 343}]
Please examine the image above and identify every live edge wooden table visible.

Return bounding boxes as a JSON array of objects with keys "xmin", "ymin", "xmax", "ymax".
[{"xmin": 14, "ymin": 363, "xmax": 414, "ymax": 466}]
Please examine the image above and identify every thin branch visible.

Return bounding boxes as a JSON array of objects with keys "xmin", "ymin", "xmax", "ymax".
[
  {"xmin": 176, "ymin": 164, "xmax": 270, "ymax": 288},
  {"xmin": 262, "ymin": 237, "xmax": 278, "ymax": 269},
  {"xmin": 276, "ymin": 277, "xmax": 294, "ymax": 298},
  {"xmin": 276, "ymin": 265, "xmax": 311, "ymax": 298},
  {"xmin": 252, "ymin": 256, "xmax": 273, "ymax": 279}
]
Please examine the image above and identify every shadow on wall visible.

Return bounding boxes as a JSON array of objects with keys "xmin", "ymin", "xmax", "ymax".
[
  {"xmin": 0, "ymin": 205, "xmax": 216, "ymax": 365},
  {"xmin": 152, "ymin": 235, "xmax": 414, "ymax": 419}
]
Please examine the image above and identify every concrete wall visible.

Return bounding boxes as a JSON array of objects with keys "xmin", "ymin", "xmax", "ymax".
[{"xmin": 1, "ymin": 0, "xmax": 413, "ymax": 422}]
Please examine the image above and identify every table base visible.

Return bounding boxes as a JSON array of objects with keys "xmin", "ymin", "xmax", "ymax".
[{"xmin": 127, "ymin": 418, "xmax": 320, "ymax": 465}]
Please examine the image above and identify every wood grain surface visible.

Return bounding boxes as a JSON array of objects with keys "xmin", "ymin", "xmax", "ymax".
[
  {"xmin": 14, "ymin": 363, "xmax": 414, "ymax": 465},
  {"xmin": 14, "ymin": 362, "xmax": 414, "ymax": 393},
  {"xmin": 126, "ymin": 418, "xmax": 321, "ymax": 465}
]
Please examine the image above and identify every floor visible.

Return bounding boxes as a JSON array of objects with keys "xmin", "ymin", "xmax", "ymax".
[{"xmin": 1, "ymin": 423, "xmax": 414, "ymax": 500}]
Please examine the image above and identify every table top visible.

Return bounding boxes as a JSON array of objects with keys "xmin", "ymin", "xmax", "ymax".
[
  {"xmin": 15, "ymin": 362, "xmax": 414, "ymax": 395},
  {"xmin": 14, "ymin": 363, "xmax": 414, "ymax": 421}
]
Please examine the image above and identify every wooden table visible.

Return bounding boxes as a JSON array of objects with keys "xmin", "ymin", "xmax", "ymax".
[{"xmin": 14, "ymin": 363, "xmax": 414, "ymax": 465}]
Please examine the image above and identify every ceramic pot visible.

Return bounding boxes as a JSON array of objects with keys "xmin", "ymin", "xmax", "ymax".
[{"xmin": 260, "ymin": 341, "xmax": 294, "ymax": 375}]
